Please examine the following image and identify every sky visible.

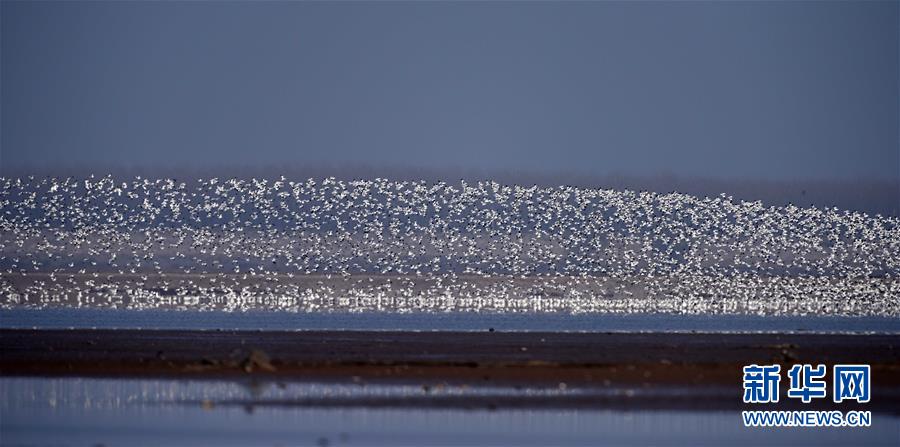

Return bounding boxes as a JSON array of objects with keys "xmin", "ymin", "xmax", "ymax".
[{"xmin": 1, "ymin": 1, "xmax": 898, "ymax": 186}]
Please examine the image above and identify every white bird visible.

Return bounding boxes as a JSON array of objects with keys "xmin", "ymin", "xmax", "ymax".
[{"xmin": 0, "ymin": 175, "xmax": 897, "ymax": 316}]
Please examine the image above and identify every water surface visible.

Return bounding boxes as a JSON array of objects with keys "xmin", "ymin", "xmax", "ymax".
[
  {"xmin": 3, "ymin": 308, "xmax": 899, "ymax": 333},
  {"xmin": 2, "ymin": 377, "xmax": 897, "ymax": 447}
]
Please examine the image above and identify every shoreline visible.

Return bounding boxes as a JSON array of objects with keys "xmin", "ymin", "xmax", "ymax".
[
  {"xmin": 3, "ymin": 329, "xmax": 899, "ymax": 412},
  {"xmin": 4, "ymin": 307, "xmax": 900, "ymax": 334}
]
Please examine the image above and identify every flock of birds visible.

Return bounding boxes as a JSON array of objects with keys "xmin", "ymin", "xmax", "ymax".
[{"xmin": 1, "ymin": 175, "xmax": 898, "ymax": 316}]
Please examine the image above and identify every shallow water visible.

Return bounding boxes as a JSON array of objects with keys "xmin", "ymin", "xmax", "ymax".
[
  {"xmin": 1, "ymin": 377, "xmax": 897, "ymax": 447},
  {"xmin": 3, "ymin": 308, "xmax": 900, "ymax": 333}
]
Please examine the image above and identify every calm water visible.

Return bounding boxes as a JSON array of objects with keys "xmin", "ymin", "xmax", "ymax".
[
  {"xmin": 2, "ymin": 377, "xmax": 898, "ymax": 447},
  {"xmin": 3, "ymin": 308, "xmax": 900, "ymax": 333}
]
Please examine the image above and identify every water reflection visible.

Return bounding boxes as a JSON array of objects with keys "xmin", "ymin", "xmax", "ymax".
[{"xmin": 1, "ymin": 377, "xmax": 897, "ymax": 446}]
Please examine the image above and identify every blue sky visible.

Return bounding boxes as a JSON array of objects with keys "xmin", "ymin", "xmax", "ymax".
[{"xmin": 2, "ymin": 1, "xmax": 898, "ymax": 184}]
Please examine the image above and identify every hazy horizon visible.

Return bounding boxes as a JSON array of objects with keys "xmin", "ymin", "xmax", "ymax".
[{"xmin": 2, "ymin": 1, "xmax": 898, "ymax": 214}]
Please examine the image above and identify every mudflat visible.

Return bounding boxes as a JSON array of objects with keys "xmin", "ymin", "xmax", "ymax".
[{"xmin": 2, "ymin": 329, "xmax": 898, "ymax": 412}]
